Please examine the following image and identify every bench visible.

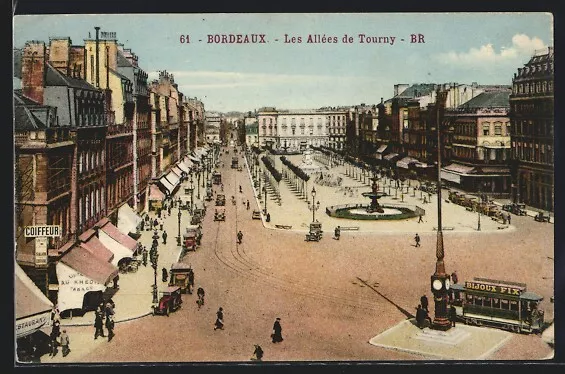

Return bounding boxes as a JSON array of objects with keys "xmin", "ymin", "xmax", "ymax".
[
  {"xmin": 339, "ymin": 226, "xmax": 359, "ymax": 231},
  {"xmin": 433, "ymin": 227, "xmax": 454, "ymax": 231},
  {"xmin": 275, "ymin": 224, "xmax": 292, "ymax": 229}
]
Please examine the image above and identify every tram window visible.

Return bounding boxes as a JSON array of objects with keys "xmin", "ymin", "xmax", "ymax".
[
  {"xmin": 484, "ymin": 297, "xmax": 492, "ymax": 308},
  {"xmin": 510, "ymin": 300, "xmax": 519, "ymax": 312},
  {"xmin": 474, "ymin": 296, "xmax": 483, "ymax": 306},
  {"xmin": 500, "ymin": 299, "xmax": 509, "ymax": 310},
  {"xmin": 492, "ymin": 298, "xmax": 500, "ymax": 309},
  {"xmin": 466, "ymin": 294, "xmax": 473, "ymax": 303}
]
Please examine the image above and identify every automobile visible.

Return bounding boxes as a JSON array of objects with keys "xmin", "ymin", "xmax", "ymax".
[
  {"xmin": 214, "ymin": 208, "xmax": 226, "ymax": 221},
  {"xmin": 212, "ymin": 171, "xmax": 222, "ymax": 185},
  {"xmin": 305, "ymin": 222, "xmax": 323, "ymax": 242},
  {"xmin": 152, "ymin": 286, "xmax": 182, "ymax": 316},
  {"xmin": 182, "ymin": 225, "xmax": 202, "ymax": 251},
  {"xmin": 252, "ymin": 210, "xmax": 261, "ymax": 220},
  {"xmin": 169, "ymin": 262, "xmax": 193, "ymax": 294},
  {"xmin": 216, "ymin": 194, "xmax": 226, "ymax": 206}
]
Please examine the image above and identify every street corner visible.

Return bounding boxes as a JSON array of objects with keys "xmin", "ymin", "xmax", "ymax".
[{"xmin": 368, "ymin": 319, "xmax": 512, "ymax": 360}]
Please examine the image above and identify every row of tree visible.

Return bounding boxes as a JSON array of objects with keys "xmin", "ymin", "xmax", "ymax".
[
  {"xmin": 261, "ymin": 156, "xmax": 282, "ymax": 182},
  {"xmin": 280, "ymin": 156, "xmax": 310, "ymax": 182}
]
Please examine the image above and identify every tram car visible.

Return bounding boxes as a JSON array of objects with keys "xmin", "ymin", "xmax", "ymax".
[{"xmin": 450, "ymin": 277, "xmax": 545, "ymax": 334}]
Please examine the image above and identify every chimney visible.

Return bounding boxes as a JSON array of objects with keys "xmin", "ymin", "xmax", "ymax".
[
  {"xmin": 95, "ymin": 26, "xmax": 100, "ymax": 87},
  {"xmin": 22, "ymin": 41, "xmax": 46, "ymax": 104},
  {"xmin": 48, "ymin": 37, "xmax": 71, "ymax": 75},
  {"xmin": 381, "ymin": 97, "xmax": 384, "ymax": 104}
]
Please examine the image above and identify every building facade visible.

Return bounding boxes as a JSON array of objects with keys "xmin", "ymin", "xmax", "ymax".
[{"xmin": 510, "ymin": 47, "xmax": 554, "ymax": 211}]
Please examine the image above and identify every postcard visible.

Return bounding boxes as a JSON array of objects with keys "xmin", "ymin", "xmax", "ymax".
[{"xmin": 12, "ymin": 12, "xmax": 555, "ymax": 364}]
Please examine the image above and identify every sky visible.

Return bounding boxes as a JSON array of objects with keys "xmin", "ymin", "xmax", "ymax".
[{"xmin": 13, "ymin": 13, "xmax": 553, "ymax": 113}]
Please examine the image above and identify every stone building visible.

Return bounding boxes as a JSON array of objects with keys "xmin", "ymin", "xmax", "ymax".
[{"xmin": 510, "ymin": 47, "xmax": 554, "ymax": 211}]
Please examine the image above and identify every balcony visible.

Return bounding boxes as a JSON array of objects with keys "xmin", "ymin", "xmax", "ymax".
[{"xmin": 107, "ymin": 122, "xmax": 134, "ymax": 137}]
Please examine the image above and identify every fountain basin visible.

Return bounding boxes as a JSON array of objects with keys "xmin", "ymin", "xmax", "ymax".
[{"xmin": 326, "ymin": 203, "xmax": 423, "ymax": 220}]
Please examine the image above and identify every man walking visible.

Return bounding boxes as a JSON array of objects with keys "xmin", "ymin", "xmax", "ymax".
[
  {"xmin": 334, "ymin": 226, "xmax": 341, "ymax": 240},
  {"xmin": 162, "ymin": 267, "xmax": 169, "ymax": 283},
  {"xmin": 272, "ymin": 317, "xmax": 284, "ymax": 343},
  {"xmin": 106, "ymin": 315, "xmax": 115, "ymax": 342},
  {"xmin": 418, "ymin": 214, "xmax": 423, "ymax": 223},
  {"xmin": 162, "ymin": 230, "xmax": 168, "ymax": 245},
  {"xmin": 246, "ymin": 200, "xmax": 250, "ymax": 210},
  {"xmin": 214, "ymin": 307, "xmax": 224, "ymax": 330},
  {"xmin": 450, "ymin": 304, "xmax": 457, "ymax": 327},
  {"xmin": 237, "ymin": 231, "xmax": 243, "ymax": 244},
  {"xmin": 507, "ymin": 213, "xmax": 512, "ymax": 225},
  {"xmin": 414, "ymin": 233, "xmax": 421, "ymax": 247},
  {"xmin": 94, "ymin": 306, "xmax": 105, "ymax": 339},
  {"xmin": 59, "ymin": 329, "xmax": 70, "ymax": 357}
]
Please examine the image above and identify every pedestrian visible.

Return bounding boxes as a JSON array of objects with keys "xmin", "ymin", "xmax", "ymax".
[
  {"xmin": 239, "ymin": 185, "xmax": 243, "ymax": 193},
  {"xmin": 246, "ymin": 200, "xmax": 250, "ymax": 210},
  {"xmin": 187, "ymin": 268, "xmax": 195, "ymax": 294},
  {"xmin": 252, "ymin": 344, "xmax": 264, "ymax": 361},
  {"xmin": 49, "ymin": 320, "xmax": 60, "ymax": 357},
  {"xmin": 450, "ymin": 304, "xmax": 457, "ymax": 327},
  {"xmin": 334, "ymin": 226, "xmax": 341, "ymax": 240},
  {"xmin": 106, "ymin": 315, "xmax": 115, "ymax": 342},
  {"xmin": 414, "ymin": 233, "xmax": 421, "ymax": 247},
  {"xmin": 266, "ymin": 213, "xmax": 271, "ymax": 222},
  {"xmin": 420, "ymin": 294, "xmax": 429, "ymax": 312},
  {"xmin": 113, "ymin": 274, "xmax": 119, "ymax": 290},
  {"xmin": 142, "ymin": 247, "xmax": 148, "ymax": 267},
  {"xmin": 159, "ymin": 222, "xmax": 163, "ymax": 231},
  {"xmin": 162, "ymin": 267, "xmax": 168, "ymax": 283},
  {"xmin": 507, "ymin": 213, "xmax": 512, "ymax": 225},
  {"xmin": 214, "ymin": 307, "xmax": 224, "ymax": 330},
  {"xmin": 105, "ymin": 300, "xmax": 115, "ymax": 318},
  {"xmin": 59, "ymin": 329, "xmax": 70, "ymax": 357},
  {"xmin": 196, "ymin": 287, "xmax": 205, "ymax": 308},
  {"xmin": 94, "ymin": 307, "xmax": 105, "ymax": 339},
  {"xmin": 272, "ymin": 317, "xmax": 283, "ymax": 343},
  {"xmin": 415, "ymin": 305, "xmax": 425, "ymax": 328},
  {"xmin": 418, "ymin": 214, "xmax": 423, "ymax": 223},
  {"xmin": 140, "ymin": 220, "xmax": 145, "ymax": 231},
  {"xmin": 237, "ymin": 230, "xmax": 243, "ymax": 244},
  {"xmin": 153, "ymin": 218, "xmax": 158, "ymax": 228},
  {"xmin": 162, "ymin": 230, "xmax": 168, "ymax": 245},
  {"xmin": 451, "ymin": 270, "xmax": 458, "ymax": 284},
  {"xmin": 168, "ymin": 206, "xmax": 172, "ymax": 216},
  {"xmin": 157, "ymin": 208, "xmax": 162, "ymax": 219}
]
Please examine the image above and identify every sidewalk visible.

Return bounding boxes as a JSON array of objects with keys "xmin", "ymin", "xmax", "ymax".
[{"xmin": 58, "ymin": 181, "xmax": 204, "ymax": 328}]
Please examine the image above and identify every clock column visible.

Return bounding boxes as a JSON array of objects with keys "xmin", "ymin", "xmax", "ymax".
[{"xmin": 429, "ymin": 89, "xmax": 452, "ymax": 331}]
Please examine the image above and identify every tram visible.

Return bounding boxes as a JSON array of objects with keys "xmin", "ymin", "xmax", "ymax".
[{"xmin": 451, "ymin": 277, "xmax": 545, "ymax": 334}]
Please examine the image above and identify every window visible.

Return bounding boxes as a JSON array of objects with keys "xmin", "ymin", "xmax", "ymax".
[
  {"xmin": 501, "ymin": 299, "xmax": 509, "ymax": 310},
  {"xmin": 483, "ymin": 123, "xmax": 490, "ymax": 136},
  {"xmin": 494, "ymin": 123, "xmax": 502, "ymax": 135},
  {"xmin": 492, "ymin": 298, "xmax": 500, "ymax": 309},
  {"xmin": 510, "ymin": 300, "xmax": 519, "ymax": 312}
]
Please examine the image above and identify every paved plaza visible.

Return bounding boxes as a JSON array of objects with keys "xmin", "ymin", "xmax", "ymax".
[{"xmin": 34, "ymin": 147, "xmax": 554, "ymax": 364}]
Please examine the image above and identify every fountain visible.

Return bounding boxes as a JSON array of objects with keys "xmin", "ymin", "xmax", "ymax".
[
  {"xmin": 325, "ymin": 170, "xmax": 423, "ymax": 221},
  {"xmin": 361, "ymin": 175, "xmax": 387, "ymax": 213}
]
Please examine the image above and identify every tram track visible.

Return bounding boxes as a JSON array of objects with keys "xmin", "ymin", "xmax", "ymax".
[{"xmin": 207, "ymin": 159, "xmax": 387, "ymax": 313}]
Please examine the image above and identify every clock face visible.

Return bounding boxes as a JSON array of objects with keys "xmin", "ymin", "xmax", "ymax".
[
  {"xmin": 445, "ymin": 279, "xmax": 450, "ymax": 290},
  {"xmin": 432, "ymin": 279, "xmax": 443, "ymax": 291}
]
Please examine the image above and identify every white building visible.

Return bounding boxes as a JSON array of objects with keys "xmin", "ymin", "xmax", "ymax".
[{"xmin": 257, "ymin": 107, "xmax": 349, "ymax": 153}]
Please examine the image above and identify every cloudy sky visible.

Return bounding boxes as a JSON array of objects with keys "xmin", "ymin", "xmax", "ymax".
[{"xmin": 13, "ymin": 13, "xmax": 553, "ymax": 112}]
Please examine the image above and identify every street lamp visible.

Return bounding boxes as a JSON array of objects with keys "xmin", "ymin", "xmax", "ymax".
[
  {"xmin": 197, "ymin": 166, "xmax": 201, "ymax": 199},
  {"xmin": 308, "ymin": 186, "xmax": 321, "ymax": 223},
  {"xmin": 177, "ymin": 210, "xmax": 182, "ymax": 246},
  {"xmin": 263, "ymin": 185, "xmax": 268, "ymax": 214},
  {"xmin": 150, "ymin": 230, "xmax": 160, "ymax": 304}
]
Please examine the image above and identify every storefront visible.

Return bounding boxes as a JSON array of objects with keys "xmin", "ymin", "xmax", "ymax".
[
  {"xmin": 97, "ymin": 218, "xmax": 138, "ymax": 267},
  {"xmin": 56, "ymin": 246, "xmax": 118, "ymax": 313},
  {"xmin": 15, "ymin": 263, "xmax": 54, "ymax": 362},
  {"xmin": 117, "ymin": 203, "xmax": 143, "ymax": 238},
  {"xmin": 148, "ymin": 184, "xmax": 165, "ymax": 211}
]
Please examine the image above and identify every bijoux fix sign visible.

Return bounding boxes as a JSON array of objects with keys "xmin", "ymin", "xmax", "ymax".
[{"xmin": 24, "ymin": 225, "xmax": 61, "ymax": 237}]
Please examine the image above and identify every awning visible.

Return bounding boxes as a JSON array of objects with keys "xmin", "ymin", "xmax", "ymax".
[
  {"xmin": 188, "ymin": 155, "xmax": 201, "ymax": 163},
  {"xmin": 376, "ymin": 145, "xmax": 388, "ymax": 153},
  {"xmin": 158, "ymin": 175, "xmax": 176, "ymax": 195},
  {"xmin": 443, "ymin": 163, "xmax": 475, "ymax": 175},
  {"xmin": 172, "ymin": 165, "xmax": 184, "ymax": 178},
  {"xmin": 57, "ymin": 251, "xmax": 116, "ymax": 311},
  {"xmin": 480, "ymin": 167, "xmax": 510, "ymax": 174},
  {"xmin": 440, "ymin": 170, "xmax": 462, "ymax": 184},
  {"xmin": 164, "ymin": 170, "xmax": 180, "ymax": 190},
  {"xmin": 117, "ymin": 203, "xmax": 142, "ymax": 236},
  {"xmin": 177, "ymin": 160, "xmax": 190, "ymax": 174},
  {"xmin": 80, "ymin": 236, "xmax": 114, "ymax": 263},
  {"xmin": 15, "ymin": 263, "xmax": 54, "ymax": 338},
  {"xmin": 149, "ymin": 184, "xmax": 165, "ymax": 201},
  {"xmin": 97, "ymin": 219, "xmax": 137, "ymax": 266},
  {"xmin": 383, "ymin": 153, "xmax": 400, "ymax": 161},
  {"xmin": 396, "ymin": 157, "xmax": 419, "ymax": 169}
]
